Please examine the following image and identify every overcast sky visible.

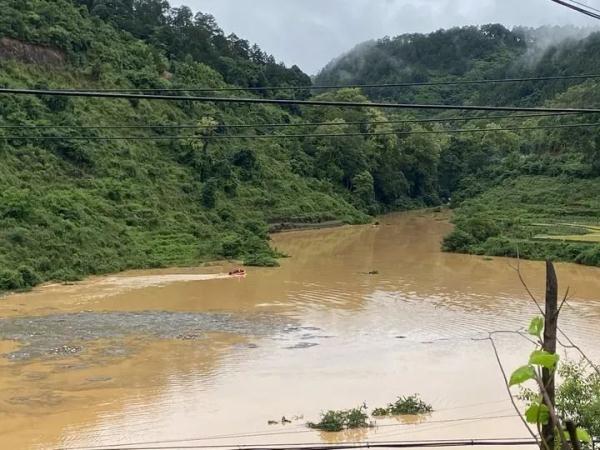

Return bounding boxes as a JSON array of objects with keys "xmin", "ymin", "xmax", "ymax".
[{"xmin": 170, "ymin": 0, "xmax": 599, "ymax": 74}]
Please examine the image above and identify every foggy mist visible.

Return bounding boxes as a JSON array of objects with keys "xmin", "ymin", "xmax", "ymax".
[{"xmin": 170, "ymin": 0, "xmax": 600, "ymax": 74}]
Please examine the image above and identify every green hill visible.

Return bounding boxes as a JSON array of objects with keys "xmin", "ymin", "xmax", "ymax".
[
  {"xmin": 0, "ymin": 0, "xmax": 365, "ymax": 292},
  {"xmin": 317, "ymin": 24, "xmax": 600, "ymax": 265},
  {"xmin": 2, "ymin": 5, "xmax": 600, "ymax": 293},
  {"xmin": 315, "ymin": 24, "xmax": 600, "ymax": 107}
]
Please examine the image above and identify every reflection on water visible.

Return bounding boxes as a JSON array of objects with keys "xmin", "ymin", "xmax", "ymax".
[{"xmin": 0, "ymin": 210, "xmax": 599, "ymax": 449}]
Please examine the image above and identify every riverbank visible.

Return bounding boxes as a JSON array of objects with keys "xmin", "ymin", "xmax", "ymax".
[
  {"xmin": 269, "ymin": 220, "xmax": 346, "ymax": 233},
  {"xmin": 444, "ymin": 175, "xmax": 600, "ymax": 267}
]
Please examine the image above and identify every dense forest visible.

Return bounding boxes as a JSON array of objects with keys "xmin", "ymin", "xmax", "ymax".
[{"xmin": 2, "ymin": 0, "xmax": 600, "ymax": 292}]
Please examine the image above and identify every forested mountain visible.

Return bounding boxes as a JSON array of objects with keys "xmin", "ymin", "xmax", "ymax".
[
  {"xmin": 316, "ymin": 25, "xmax": 600, "ymax": 106},
  {"xmin": 317, "ymin": 25, "xmax": 600, "ymax": 265},
  {"xmin": 72, "ymin": 0, "xmax": 311, "ymax": 92},
  {"xmin": 2, "ymin": 3, "xmax": 600, "ymax": 293}
]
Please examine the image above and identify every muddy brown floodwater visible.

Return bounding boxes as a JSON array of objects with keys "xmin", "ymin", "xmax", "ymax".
[{"xmin": 1, "ymin": 210, "xmax": 600, "ymax": 450}]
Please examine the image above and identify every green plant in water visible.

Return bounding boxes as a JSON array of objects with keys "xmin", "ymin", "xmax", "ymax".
[
  {"xmin": 372, "ymin": 395, "xmax": 433, "ymax": 416},
  {"xmin": 307, "ymin": 405, "xmax": 372, "ymax": 432}
]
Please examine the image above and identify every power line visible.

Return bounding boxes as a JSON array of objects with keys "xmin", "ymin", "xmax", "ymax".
[
  {"xmin": 0, "ymin": 113, "xmax": 579, "ymax": 131},
  {"xmin": 4, "ymin": 121, "xmax": 600, "ymax": 141},
  {"xmin": 549, "ymin": 0, "xmax": 600, "ymax": 19},
  {"xmin": 59, "ymin": 438, "xmax": 539, "ymax": 450},
  {"xmin": 567, "ymin": 0, "xmax": 600, "ymax": 14},
  {"xmin": 60, "ymin": 414, "xmax": 520, "ymax": 450},
  {"xmin": 3, "ymin": 88, "xmax": 600, "ymax": 114},
  {"xmin": 48, "ymin": 73, "xmax": 600, "ymax": 93}
]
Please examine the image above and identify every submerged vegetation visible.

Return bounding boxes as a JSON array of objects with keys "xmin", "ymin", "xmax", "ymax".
[
  {"xmin": 308, "ymin": 396, "xmax": 433, "ymax": 431},
  {"xmin": 307, "ymin": 405, "xmax": 372, "ymax": 432},
  {"xmin": 372, "ymin": 395, "xmax": 433, "ymax": 416},
  {"xmin": 3, "ymin": 1, "xmax": 600, "ymax": 292}
]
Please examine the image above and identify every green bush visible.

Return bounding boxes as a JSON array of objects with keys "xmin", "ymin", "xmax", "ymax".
[
  {"xmin": 576, "ymin": 245, "xmax": 600, "ymax": 266},
  {"xmin": 220, "ymin": 234, "xmax": 243, "ymax": 259},
  {"xmin": 50, "ymin": 269, "xmax": 81, "ymax": 283},
  {"xmin": 372, "ymin": 395, "xmax": 433, "ymax": 416},
  {"xmin": 520, "ymin": 362, "xmax": 600, "ymax": 441},
  {"xmin": 308, "ymin": 405, "xmax": 371, "ymax": 432},
  {"xmin": 201, "ymin": 178, "xmax": 218, "ymax": 209},
  {"xmin": 0, "ymin": 269, "xmax": 24, "ymax": 291},
  {"xmin": 442, "ymin": 229, "xmax": 476, "ymax": 252},
  {"xmin": 18, "ymin": 266, "xmax": 42, "ymax": 287},
  {"xmin": 556, "ymin": 362, "xmax": 600, "ymax": 440},
  {"xmin": 243, "ymin": 254, "xmax": 280, "ymax": 267},
  {"xmin": 460, "ymin": 217, "xmax": 501, "ymax": 242}
]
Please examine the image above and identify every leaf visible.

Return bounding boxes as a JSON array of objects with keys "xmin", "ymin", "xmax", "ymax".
[
  {"xmin": 509, "ymin": 365, "xmax": 536, "ymax": 387},
  {"xmin": 576, "ymin": 428, "xmax": 592, "ymax": 444},
  {"xmin": 525, "ymin": 403, "xmax": 550, "ymax": 425},
  {"xmin": 528, "ymin": 317, "xmax": 544, "ymax": 338},
  {"xmin": 529, "ymin": 350, "xmax": 560, "ymax": 370},
  {"xmin": 563, "ymin": 427, "xmax": 592, "ymax": 444}
]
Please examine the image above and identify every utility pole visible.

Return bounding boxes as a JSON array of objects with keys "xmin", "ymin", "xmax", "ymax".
[{"xmin": 542, "ymin": 260, "xmax": 558, "ymax": 450}]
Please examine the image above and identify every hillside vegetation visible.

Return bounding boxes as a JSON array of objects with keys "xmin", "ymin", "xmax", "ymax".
[
  {"xmin": 2, "ymin": 2, "xmax": 600, "ymax": 292},
  {"xmin": 0, "ymin": 0, "xmax": 360, "ymax": 291},
  {"xmin": 318, "ymin": 24, "xmax": 600, "ymax": 266}
]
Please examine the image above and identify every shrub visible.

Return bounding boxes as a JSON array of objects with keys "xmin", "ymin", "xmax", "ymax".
[
  {"xmin": 243, "ymin": 254, "xmax": 279, "ymax": 267},
  {"xmin": 575, "ymin": 245, "xmax": 600, "ymax": 267},
  {"xmin": 18, "ymin": 266, "xmax": 42, "ymax": 287},
  {"xmin": 50, "ymin": 268, "xmax": 81, "ymax": 283},
  {"xmin": 460, "ymin": 217, "xmax": 501, "ymax": 242},
  {"xmin": 556, "ymin": 362, "xmax": 600, "ymax": 439},
  {"xmin": 201, "ymin": 178, "xmax": 218, "ymax": 209},
  {"xmin": 308, "ymin": 405, "xmax": 372, "ymax": 432},
  {"xmin": 520, "ymin": 362, "xmax": 600, "ymax": 440},
  {"xmin": 220, "ymin": 234, "xmax": 243, "ymax": 259},
  {"xmin": 372, "ymin": 395, "xmax": 433, "ymax": 416},
  {"xmin": 243, "ymin": 219, "xmax": 269, "ymax": 239},
  {"xmin": 0, "ymin": 269, "xmax": 25, "ymax": 291},
  {"xmin": 442, "ymin": 229, "xmax": 476, "ymax": 252}
]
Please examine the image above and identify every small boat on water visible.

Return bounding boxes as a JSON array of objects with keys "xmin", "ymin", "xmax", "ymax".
[{"xmin": 229, "ymin": 268, "xmax": 247, "ymax": 277}]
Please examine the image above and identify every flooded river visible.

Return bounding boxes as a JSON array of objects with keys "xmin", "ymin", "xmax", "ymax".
[{"xmin": 1, "ymin": 211, "xmax": 600, "ymax": 449}]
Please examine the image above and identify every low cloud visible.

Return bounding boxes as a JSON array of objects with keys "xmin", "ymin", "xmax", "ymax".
[{"xmin": 172, "ymin": 0, "xmax": 599, "ymax": 74}]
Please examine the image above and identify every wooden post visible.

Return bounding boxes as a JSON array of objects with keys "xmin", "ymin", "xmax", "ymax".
[
  {"xmin": 542, "ymin": 261, "xmax": 558, "ymax": 450},
  {"xmin": 566, "ymin": 420, "xmax": 582, "ymax": 450}
]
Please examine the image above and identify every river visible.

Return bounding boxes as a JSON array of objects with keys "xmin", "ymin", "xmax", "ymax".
[{"xmin": 1, "ymin": 210, "xmax": 599, "ymax": 449}]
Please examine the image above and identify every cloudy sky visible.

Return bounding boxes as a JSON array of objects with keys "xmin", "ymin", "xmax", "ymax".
[{"xmin": 170, "ymin": 0, "xmax": 599, "ymax": 74}]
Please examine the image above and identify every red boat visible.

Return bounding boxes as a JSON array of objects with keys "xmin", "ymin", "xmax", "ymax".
[{"xmin": 229, "ymin": 268, "xmax": 247, "ymax": 277}]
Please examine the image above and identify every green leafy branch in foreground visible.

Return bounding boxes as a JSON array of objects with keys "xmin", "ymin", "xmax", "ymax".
[
  {"xmin": 509, "ymin": 317, "xmax": 592, "ymax": 448},
  {"xmin": 372, "ymin": 395, "xmax": 433, "ymax": 417},
  {"xmin": 521, "ymin": 362, "xmax": 600, "ymax": 445}
]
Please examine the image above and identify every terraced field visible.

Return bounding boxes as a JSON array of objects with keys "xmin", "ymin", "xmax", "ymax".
[{"xmin": 535, "ymin": 223, "xmax": 600, "ymax": 243}]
